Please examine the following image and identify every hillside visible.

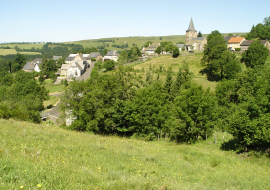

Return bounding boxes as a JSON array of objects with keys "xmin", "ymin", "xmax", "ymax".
[
  {"xmin": 131, "ymin": 53, "xmax": 219, "ymax": 91},
  {"xmin": 0, "ymin": 33, "xmax": 247, "ymax": 56},
  {"xmin": 1, "ymin": 119, "xmax": 270, "ymax": 189}
]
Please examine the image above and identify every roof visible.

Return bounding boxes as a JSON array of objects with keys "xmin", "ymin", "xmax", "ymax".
[
  {"xmin": 65, "ymin": 56, "xmax": 75, "ymax": 61},
  {"xmin": 61, "ymin": 64, "xmax": 70, "ymax": 70},
  {"xmin": 82, "ymin": 54, "xmax": 90, "ymax": 58},
  {"xmin": 186, "ymin": 18, "xmax": 196, "ymax": 32},
  {"xmin": 176, "ymin": 44, "xmax": 185, "ymax": 48},
  {"xmin": 23, "ymin": 62, "xmax": 33, "ymax": 70},
  {"xmin": 145, "ymin": 43, "xmax": 160, "ymax": 51},
  {"xmin": 75, "ymin": 62, "xmax": 83, "ymax": 70},
  {"xmin": 32, "ymin": 58, "xmax": 42, "ymax": 64},
  {"xmin": 89, "ymin": 52, "xmax": 101, "ymax": 58},
  {"xmin": 52, "ymin": 56, "xmax": 62, "ymax": 61},
  {"xmin": 105, "ymin": 50, "xmax": 118, "ymax": 56},
  {"xmin": 224, "ymin": 36, "xmax": 235, "ymax": 42},
  {"xmin": 228, "ymin": 37, "xmax": 245, "ymax": 43},
  {"xmin": 240, "ymin": 40, "xmax": 269, "ymax": 46},
  {"xmin": 192, "ymin": 37, "xmax": 205, "ymax": 41},
  {"xmin": 185, "ymin": 38, "xmax": 205, "ymax": 46}
]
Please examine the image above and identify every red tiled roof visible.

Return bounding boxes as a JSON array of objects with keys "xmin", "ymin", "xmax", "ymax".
[{"xmin": 228, "ymin": 37, "xmax": 245, "ymax": 43}]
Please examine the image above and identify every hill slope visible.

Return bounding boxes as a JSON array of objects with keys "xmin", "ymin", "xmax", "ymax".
[{"xmin": 1, "ymin": 119, "xmax": 270, "ymax": 189}]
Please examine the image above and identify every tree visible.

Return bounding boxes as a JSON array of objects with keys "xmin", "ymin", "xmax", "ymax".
[
  {"xmin": 241, "ymin": 40, "xmax": 269, "ymax": 68},
  {"xmin": 211, "ymin": 51, "xmax": 241, "ymax": 79},
  {"xmin": 41, "ymin": 59, "xmax": 57, "ymax": 77},
  {"xmin": 202, "ymin": 30, "xmax": 228, "ymax": 80},
  {"xmin": 103, "ymin": 60, "xmax": 115, "ymax": 71},
  {"xmin": 56, "ymin": 57, "xmax": 65, "ymax": 68},
  {"xmin": 103, "ymin": 49, "xmax": 108, "ymax": 56},
  {"xmin": 165, "ymin": 42, "xmax": 174, "ymax": 53},
  {"xmin": 143, "ymin": 41, "xmax": 153, "ymax": 47},
  {"xmin": 198, "ymin": 31, "xmax": 202, "ymax": 37},
  {"xmin": 129, "ymin": 46, "xmax": 141, "ymax": 62},
  {"xmin": 263, "ymin": 16, "xmax": 270, "ymax": 26},
  {"xmin": 118, "ymin": 50, "xmax": 128, "ymax": 64},
  {"xmin": 155, "ymin": 46, "xmax": 163, "ymax": 54},
  {"xmin": 173, "ymin": 84, "xmax": 217, "ymax": 143},
  {"xmin": 160, "ymin": 37, "xmax": 162, "ymax": 40},
  {"xmin": 227, "ymin": 33, "xmax": 233, "ymax": 36},
  {"xmin": 172, "ymin": 46, "xmax": 180, "ymax": 58},
  {"xmin": 181, "ymin": 46, "xmax": 185, "ymax": 52}
]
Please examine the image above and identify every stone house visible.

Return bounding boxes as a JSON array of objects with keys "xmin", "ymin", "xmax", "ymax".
[
  {"xmin": 65, "ymin": 53, "xmax": 91, "ymax": 67},
  {"xmin": 227, "ymin": 36, "xmax": 246, "ymax": 51},
  {"xmin": 240, "ymin": 40, "xmax": 270, "ymax": 51},
  {"xmin": 104, "ymin": 50, "xmax": 119, "ymax": 61},
  {"xmin": 60, "ymin": 60, "xmax": 86, "ymax": 77},
  {"xmin": 141, "ymin": 43, "xmax": 161, "ymax": 55},
  {"xmin": 175, "ymin": 44, "xmax": 185, "ymax": 51},
  {"xmin": 89, "ymin": 52, "xmax": 103, "ymax": 61},
  {"xmin": 22, "ymin": 58, "xmax": 42, "ymax": 72},
  {"xmin": 52, "ymin": 56, "xmax": 62, "ymax": 62}
]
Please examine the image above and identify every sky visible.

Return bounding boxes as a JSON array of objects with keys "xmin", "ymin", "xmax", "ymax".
[{"xmin": 0, "ymin": 0, "xmax": 269, "ymax": 43}]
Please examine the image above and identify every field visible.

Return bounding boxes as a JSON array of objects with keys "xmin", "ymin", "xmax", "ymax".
[
  {"xmin": 1, "ymin": 119, "xmax": 270, "ymax": 189},
  {"xmin": 44, "ymin": 84, "xmax": 65, "ymax": 94},
  {"xmin": 0, "ymin": 43, "xmax": 44, "ymax": 49},
  {"xmin": 132, "ymin": 54, "xmax": 218, "ymax": 91},
  {"xmin": 0, "ymin": 49, "xmax": 41, "ymax": 56}
]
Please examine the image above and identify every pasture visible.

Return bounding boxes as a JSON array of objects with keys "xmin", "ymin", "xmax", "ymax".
[
  {"xmin": 0, "ymin": 48, "xmax": 41, "ymax": 56},
  {"xmin": 132, "ymin": 54, "xmax": 219, "ymax": 91},
  {"xmin": 0, "ymin": 119, "xmax": 270, "ymax": 189}
]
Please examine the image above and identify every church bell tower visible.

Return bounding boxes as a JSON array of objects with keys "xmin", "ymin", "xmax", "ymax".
[{"xmin": 185, "ymin": 18, "xmax": 197, "ymax": 44}]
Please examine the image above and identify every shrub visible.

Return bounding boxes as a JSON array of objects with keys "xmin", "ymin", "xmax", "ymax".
[{"xmin": 235, "ymin": 48, "xmax": 241, "ymax": 52}]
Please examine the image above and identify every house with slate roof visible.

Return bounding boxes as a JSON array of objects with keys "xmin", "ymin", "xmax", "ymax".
[
  {"xmin": 175, "ymin": 44, "xmax": 185, "ymax": 51},
  {"xmin": 22, "ymin": 58, "xmax": 43, "ymax": 72},
  {"xmin": 89, "ymin": 52, "xmax": 103, "ymax": 61},
  {"xmin": 52, "ymin": 56, "xmax": 62, "ymax": 62},
  {"xmin": 184, "ymin": 18, "xmax": 207, "ymax": 51},
  {"xmin": 240, "ymin": 40, "xmax": 270, "ymax": 51},
  {"xmin": 141, "ymin": 43, "xmax": 161, "ymax": 55},
  {"xmin": 61, "ymin": 53, "xmax": 89, "ymax": 77},
  {"xmin": 104, "ymin": 50, "xmax": 119, "ymax": 61},
  {"xmin": 65, "ymin": 53, "xmax": 91, "ymax": 67},
  {"xmin": 227, "ymin": 36, "xmax": 246, "ymax": 51}
]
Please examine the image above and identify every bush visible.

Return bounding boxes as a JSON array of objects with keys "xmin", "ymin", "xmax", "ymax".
[
  {"xmin": 235, "ymin": 48, "xmax": 241, "ymax": 52},
  {"xmin": 103, "ymin": 60, "xmax": 115, "ymax": 71},
  {"xmin": 91, "ymin": 58, "xmax": 96, "ymax": 61}
]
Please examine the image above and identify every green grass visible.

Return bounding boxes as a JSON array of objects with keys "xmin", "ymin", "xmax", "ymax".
[
  {"xmin": 0, "ymin": 49, "xmax": 42, "ymax": 56},
  {"xmin": 0, "ymin": 119, "xmax": 270, "ymax": 189},
  {"xmin": 45, "ymin": 85, "xmax": 65, "ymax": 93},
  {"xmin": 43, "ymin": 96, "xmax": 58, "ymax": 108},
  {"xmin": 19, "ymin": 52, "xmax": 42, "ymax": 55},
  {"xmin": 132, "ymin": 54, "xmax": 217, "ymax": 91},
  {"xmin": 1, "ymin": 43, "xmax": 44, "ymax": 49},
  {"xmin": 0, "ymin": 49, "xmax": 17, "ymax": 55}
]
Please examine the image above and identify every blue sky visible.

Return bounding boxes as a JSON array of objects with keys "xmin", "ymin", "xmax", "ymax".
[{"xmin": 0, "ymin": 0, "xmax": 269, "ymax": 43}]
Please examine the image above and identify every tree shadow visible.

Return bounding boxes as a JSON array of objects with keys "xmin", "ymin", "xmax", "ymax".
[
  {"xmin": 199, "ymin": 68, "xmax": 222, "ymax": 82},
  {"xmin": 220, "ymin": 138, "xmax": 238, "ymax": 152}
]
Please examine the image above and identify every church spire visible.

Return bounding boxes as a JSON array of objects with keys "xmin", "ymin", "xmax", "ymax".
[{"xmin": 186, "ymin": 18, "xmax": 196, "ymax": 32}]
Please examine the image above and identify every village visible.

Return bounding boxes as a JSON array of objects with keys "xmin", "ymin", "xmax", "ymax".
[{"xmin": 21, "ymin": 18, "xmax": 270, "ymax": 81}]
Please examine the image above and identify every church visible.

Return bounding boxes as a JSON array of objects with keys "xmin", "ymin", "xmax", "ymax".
[{"xmin": 185, "ymin": 18, "xmax": 207, "ymax": 51}]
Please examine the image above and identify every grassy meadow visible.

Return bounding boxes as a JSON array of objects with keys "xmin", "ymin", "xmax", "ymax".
[
  {"xmin": 132, "ymin": 54, "xmax": 219, "ymax": 91},
  {"xmin": 1, "ymin": 119, "xmax": 270, "ymax": 189},
  {"xmin": 1, "ymin": 43, "xmax": 44, "ymax": 49},
  {"xmin": 0, "ymin": 49, "xmax": 41, "ymax": 56}
]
